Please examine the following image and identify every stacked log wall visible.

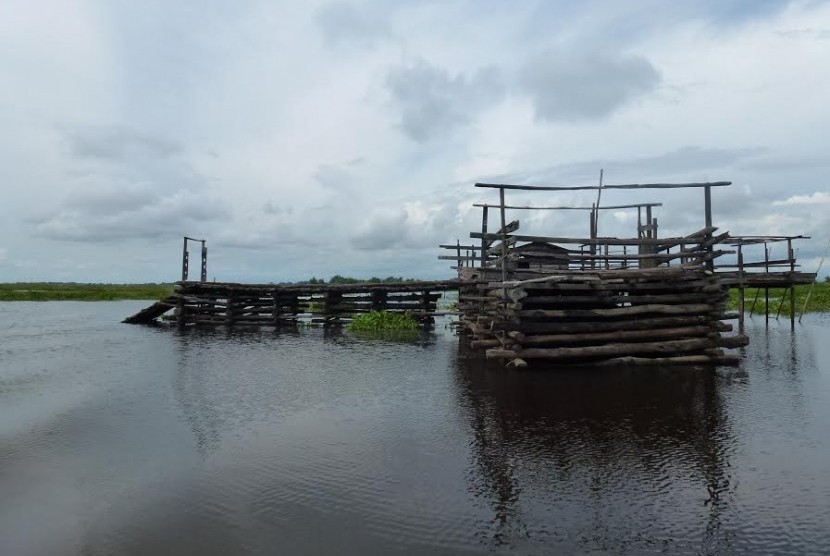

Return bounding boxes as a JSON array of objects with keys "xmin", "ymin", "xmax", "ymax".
[{"xmin": 457, "ymin": 267, "xmax": 746, "ymax": 367}]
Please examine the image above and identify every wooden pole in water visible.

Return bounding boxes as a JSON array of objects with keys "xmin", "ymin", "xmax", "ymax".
[
  {"xmin": 788, "ymin": 238, "xmax": 795, "ymax": 330},
  {"xmin": 765, "ymin": 243, "xmax": 770, "ymax": 325},
  {"xmin": 738, "ymin": 244, "xmax": 745, "ymax": 333}
]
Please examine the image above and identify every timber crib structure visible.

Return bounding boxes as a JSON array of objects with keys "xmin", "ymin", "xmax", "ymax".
[
  {"xmin": 440, "ymin": 179, "xmax": 815, "ymax": 368},
  {"xmin": 124, "ymin": 280, "xmax": 459, "ymax": 327}
]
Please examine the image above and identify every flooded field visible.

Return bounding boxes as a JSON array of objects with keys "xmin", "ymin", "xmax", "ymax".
[{"xmin": 2, "ymin": 301, "xmax": 829, "ymax": 555}]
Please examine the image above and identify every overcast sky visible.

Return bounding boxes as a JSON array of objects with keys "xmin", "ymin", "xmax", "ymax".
[{"xmin": 2, "ymin": 0, "xmax": 829, "ymax": 283}]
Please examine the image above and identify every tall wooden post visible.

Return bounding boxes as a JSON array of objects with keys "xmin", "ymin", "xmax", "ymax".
[
  {"xmin": 738, "ymin": 244, "xmax": 745, "ymax": 333},
  {"xmin": 788, "ymin": 238, "xmax": 796, "ymax": 330},
  {"xmin": 704, "ymin": 185, "xmax": 714, "ymax": 271},
  {"xmin": 480, "ymin": 205, "xmax": 488, "ymax": 267},
  {"xmin": 764, "ymin": 243, "xmax": 770, "ymax": 325},
  {"xmin": 499, "ymin": 187, "xmax": 507, "ymax": 285},
  {"xmin": 200, "ymin": 240, "xmax": 208, "ymax": 283},
  {"xmin": 181, "ymin": 237, "xmax": 189, "ymax": 282}
]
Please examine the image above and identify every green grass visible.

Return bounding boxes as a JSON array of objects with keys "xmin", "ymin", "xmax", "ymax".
[
  {"xmin": 0, "ymin": 282, "xmax": 175, "ymax": 301},
  {"xmin": 727, "ymin": 282, "xmax": 830, "ymax": 316},
  {"xmin": 346, "ymin": 310, "xmax": 420, "ymax": 332}
]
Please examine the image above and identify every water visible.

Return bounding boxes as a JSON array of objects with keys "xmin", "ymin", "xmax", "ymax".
[{"xmin": 1, "ymin": 301, "xmax": 829, "ymax": 555}]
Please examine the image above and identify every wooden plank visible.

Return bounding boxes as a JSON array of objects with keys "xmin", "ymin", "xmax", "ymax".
[{"xmin": 475, "ymin": 181, "xmax": 731, "ymax": 191}]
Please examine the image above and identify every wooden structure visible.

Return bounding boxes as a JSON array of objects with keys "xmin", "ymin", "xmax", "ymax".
[
  {"xmin": 124, "ymin": 280, "xmax": 459, "ymax": 327},
  {"xmin": 441, "ymin": 179, "xmax": 815, "ymax": 367}
]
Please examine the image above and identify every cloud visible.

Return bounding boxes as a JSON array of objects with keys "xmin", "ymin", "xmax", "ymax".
[
  {"xmin": 518, "ymin": 50, "xmax": 660, "ymax": 122},
  {"xmin": 386, "ymin": 60, "xmax": 505, "ymax": 142},
  {"xmin": 314, "ymin": 2, "xmax": 390, "ymax": 47},
  {"xmin": 351, "ymin": 208, "xmax": 408, "ymax": 249},
  {"xmin": 31, "ymin": 189, "xmax": 228, "ymax": 242},
  {"xmin": 480, "ymin": 146, "xmax": 766, "ymax": 186},
  {"xmin": 64, "ymin": 125, "xmax": 183, "ymax": 162},
  {"xmin": 350, "ymin": 201, "xmax": 459, "ymax": 250},
  {"xmin": 772, "ymin": 191, "xmax": 830, "ymax": 206}
]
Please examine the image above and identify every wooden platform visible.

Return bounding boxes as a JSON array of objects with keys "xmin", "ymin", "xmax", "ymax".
[{"xmin": 124, "ymin": 279, "xmax": 463, "ymax": 327}]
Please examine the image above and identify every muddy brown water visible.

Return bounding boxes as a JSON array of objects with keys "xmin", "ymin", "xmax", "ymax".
[{"xmin": 1, "ymin": 301, "xmax": 829, "ymax": 555}]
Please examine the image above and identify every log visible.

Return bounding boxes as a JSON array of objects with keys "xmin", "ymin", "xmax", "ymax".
[
  {"xmin": 486, "ymin": 338, "xmax": 715, "ymax": 360},
  {"xmin": 516, "ymin": 292, "xmax": 727, "ymax": 307},
  {"xmin": 493, "ymin": 315, "xmax": 715, "ymax": 333},
  {"xmin": 516, "ymin": 303, "xmax": 714, "ymax": 319},
  {"xmin": 716, "ymin": 334, "xmax": 750, "ymax": 348},
  {"xmin": 512, "ymin": 326, "xmax": 713, "ymax": 346}
]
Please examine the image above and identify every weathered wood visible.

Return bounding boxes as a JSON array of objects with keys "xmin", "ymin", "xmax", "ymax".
[
  {"xmin": 516, "ymin": 303, "xmax": 714, "ymax": 319},
  {"xmin": 512, "ymin": 326, "xmax": 713, "ymax": 346},
  {"xmin": 475, "ymin": 181, "xmax": 731, "ymax": 191},
  {"xmin": 493, "ymin": 315, "xmax": 716, "ymax": 333},
  {"xmin": 486, "ymin": 338, "xmax": 716, "ymax": 360}
]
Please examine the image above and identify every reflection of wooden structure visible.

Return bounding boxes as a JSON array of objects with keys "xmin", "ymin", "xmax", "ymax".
[{"xmin": 441, "ymin": 180, "xmax": 814, "ymax": 367}]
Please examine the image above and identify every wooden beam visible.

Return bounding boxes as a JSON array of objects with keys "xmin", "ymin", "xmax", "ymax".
[{"xmin": 475, "ymin": 181, "xmax": 731, "ymax": 191}]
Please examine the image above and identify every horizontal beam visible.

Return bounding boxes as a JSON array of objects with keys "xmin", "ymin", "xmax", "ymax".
[
  {"xmin": 472, "ymin": 203, "xmax": 663, "ymax": 211},
  {"xmin": 475, "ymin": 181, "xmax": 731, "ymax": 191},
  {"xmin": 470, "ymin": 232, "xmax": 712, "ymax": 247}
]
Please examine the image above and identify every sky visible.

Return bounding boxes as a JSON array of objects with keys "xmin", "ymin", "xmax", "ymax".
[{"xmin": 1, "ymin": 0, "xmax": 829, "ymax": 283}]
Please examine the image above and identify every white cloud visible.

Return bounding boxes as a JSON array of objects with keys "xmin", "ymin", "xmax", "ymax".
[{"xmin": 772, "ymin": 192, "xmax": 830, "ymax": 206}]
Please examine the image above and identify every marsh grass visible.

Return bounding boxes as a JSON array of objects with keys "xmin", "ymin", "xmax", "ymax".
[
  {"xmin": 727, "ymin": 282, "xmax": 830, "ymax": 315},
  {"xmin": 0, "ymin": 283, "xmax": 175, "ymax": 301}
]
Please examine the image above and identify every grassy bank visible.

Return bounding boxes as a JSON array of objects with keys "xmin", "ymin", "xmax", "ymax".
[
  {"xmin": 727, "ymin": 282, "xmax": 830, "ymax": 316},
  {"xmin": 0, "ymin": 283, "xmax": 175, "ymax": 301}
]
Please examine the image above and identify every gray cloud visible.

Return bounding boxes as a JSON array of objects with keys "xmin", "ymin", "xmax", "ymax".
[
  {"xmin": 314, "ymin": 2, "xmax": 390, "ymax": 47},
  {"xmin": 519, "ymin": 50, "xmax": 660, "ymax": 122},
  {"xmin": 386, "ymin": 60, "xmax": 505, "ymax": 142},
  {"xmin": 351, "ymin": 209, "xmax": 408, "ymax": 249},
  {"xmin": 64, "ymin": 125, "xmax": 183, "ymax": 162},
  {"xmin": 31, "ymin": 189, "xmax": 228, "ymax": 242},
  {"xmin": 483, "ymin": 146, "xmax": 767, "ymax": 186}
]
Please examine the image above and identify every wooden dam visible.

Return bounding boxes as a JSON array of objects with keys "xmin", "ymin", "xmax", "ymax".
[{"xmin": 125, "ymin": 179, "xmax": 815, "ymax": 369}]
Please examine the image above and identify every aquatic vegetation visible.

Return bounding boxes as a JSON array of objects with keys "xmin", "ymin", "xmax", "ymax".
[
  {"xmin": 727, "ymin": 282, "xmax": 830, "ymax": 315},
  {"xmin": 0, "ymin": 283, "xmax": 175, "ymax": 301},
  {"xmin": 346, "ymin": 310, "xmax": 420, "ymax": 331}
]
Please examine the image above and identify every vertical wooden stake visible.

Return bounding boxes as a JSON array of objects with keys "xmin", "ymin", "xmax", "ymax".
[{"xmin": 480, "ymin": 205, "xmax": 488, "ymax": 268}]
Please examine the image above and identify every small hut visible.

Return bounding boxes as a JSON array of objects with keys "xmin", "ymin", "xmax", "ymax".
[{"xmin": 512, "ymin": 241, "xmax": 570, "ymax": 270}]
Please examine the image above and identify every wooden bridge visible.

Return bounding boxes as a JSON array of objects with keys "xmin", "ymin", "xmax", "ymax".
[{"xmin": 123, "ymin": 279, "xmax": 461, "ymax": 327}]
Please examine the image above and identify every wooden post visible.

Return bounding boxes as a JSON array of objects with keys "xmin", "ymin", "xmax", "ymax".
[
  {"xmin": 225, "ymin": 291, "xmax": 234, "ymax": 326},
  {"xmin": 765, "ymin": 243, "xmax": 770, "ymax": 325},
  {"xmin": 788, "ymin": 238, "xmax": 795, "ymax": 330},
  {"xmin": 738, "ymin": 244, "xmax": 745, "ymax": 333},
  {"xmin": 271, "ymin": 290, "xmax": 280, "ymax": 328},
  {"xmin": 200, "ymin": 240, "xmax": 208, "ymax": 283},
  {"xmin": 181, "ymin": 237, "xmax": 189, "ymax": 282},
  {"xmin": 456, "ymin": 239, "xmax": 461, "ymax": 271},
  {"xmin": 704, "ymin": 185, "xmax": 714, "ymax": 271},
  {"xmin": 480, "ymin": 205, "xmax": 488, "ymax": 267},
  {"xmin": 499, "ymin": 187, "xmax": 507, "ymax": 286}
]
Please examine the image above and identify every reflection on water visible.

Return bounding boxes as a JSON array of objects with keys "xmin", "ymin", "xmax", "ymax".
[
  {"xmin": 1, "ymin": 303, "xmax": 829, "ymax": 555},
  {"xmin": 454, "ymin": 344, "xmax": 736, "ymax": 553}
]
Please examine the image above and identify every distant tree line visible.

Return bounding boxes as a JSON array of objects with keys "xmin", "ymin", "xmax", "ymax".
[{"xmin": 294, "ymin": 275, "xmax": 416, "ymax": 285}]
